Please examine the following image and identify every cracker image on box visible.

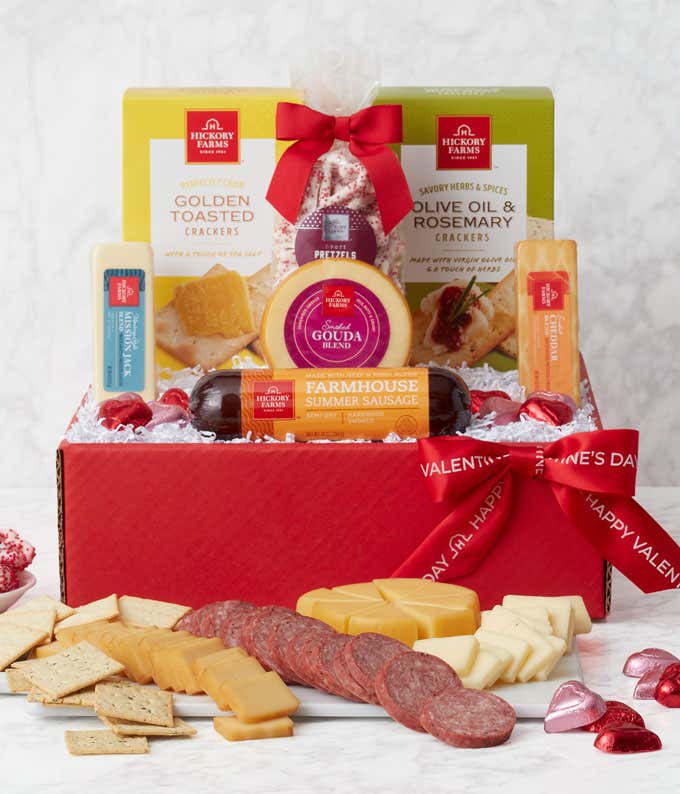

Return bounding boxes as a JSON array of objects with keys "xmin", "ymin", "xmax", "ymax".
[{"xmin": 374, "ymin": 87, "xmax": 554, "ymax": 369}]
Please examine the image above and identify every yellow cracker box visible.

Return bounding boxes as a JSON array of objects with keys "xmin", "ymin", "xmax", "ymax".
[{"xmin": 123, "ymin": 88, "xmax": 302, "ymax": 371}]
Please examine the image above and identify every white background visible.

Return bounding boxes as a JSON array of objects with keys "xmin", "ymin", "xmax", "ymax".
[{"xmin": 1, "ymin": 0, "xmax": 678, "ymax": 486}]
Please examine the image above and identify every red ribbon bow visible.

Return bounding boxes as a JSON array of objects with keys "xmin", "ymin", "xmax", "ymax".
[
  {"xmin": 393, "ymin": 430, "xmax": 680, "ymax": 594},
  {"xmin": 265, "ymin": 102, "xmax": 414, "ymax": 235}
]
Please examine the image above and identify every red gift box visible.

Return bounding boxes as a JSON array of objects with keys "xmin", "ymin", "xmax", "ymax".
[{"xmin": 56, "ymin": 363, "xmax": 611, "ymax": 618}]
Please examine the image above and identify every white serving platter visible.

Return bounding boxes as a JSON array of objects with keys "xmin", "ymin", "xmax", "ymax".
[{"xmin": 2, "ymin": 646, "xmax": 581, "ymax": 720}]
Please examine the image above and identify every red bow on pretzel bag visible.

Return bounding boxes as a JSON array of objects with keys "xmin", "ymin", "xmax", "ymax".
[{"xmin": 394, "ymin": 430, "xmax": 680, "ymax": 594}]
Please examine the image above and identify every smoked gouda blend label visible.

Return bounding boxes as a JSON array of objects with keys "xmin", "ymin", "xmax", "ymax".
[
  {"xmin": 102, "ymin": 268, "xmax": 146, "ymax": 392},
  {"xmin": 283, "ymin": 279, "xmax": 391, "ymax": 368},
  {"xmin": 240, "ymin": 368, "xmax": 430, "ymax": 441}
]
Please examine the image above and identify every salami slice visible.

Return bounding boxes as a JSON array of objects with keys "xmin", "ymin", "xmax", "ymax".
[
  {"xmin": 375, "ymin": 651, "xmax": 461, "ymax": 732},
  {"xmin": 333, "ymin": 648, "xmax": 371, "ymax": 703},
  {"xmin": 287, "ymin": 629, "xmax": 330, "ymax": 688},
  {"xmin": 270, "ymin": 614, "xmax": 329, "ymax": 682},
  {"xmin": 343, "ymin": 633, "xmax": 411, "ymax": 703},
  {"xmin": 420, "ymin": 687, "xmax": 516, "ymax": 748},
  {"xmin": 222, "ymin": 603, "xmax": 259, "ymax": 648},
  {"xmin": 197, "ymin": 600, "xmax": 244, "ymax": 638},
  {"xmin": 174, "ymin": 610, "xmax": 198, "ymax": 633},
  {"xmin": 248, "ymin": 606, "xmax": 297, "ymax": 671},
  {"xmin": 315, "ymin": 634, "xmax": 358, "ymax": 699}
]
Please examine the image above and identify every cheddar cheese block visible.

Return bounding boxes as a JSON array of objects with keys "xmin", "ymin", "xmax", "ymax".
[
  {"xmin": 192, "ymin": 647, "xmax": 246, "ymax": 680},
  {"xmin": 346, "ymin": 603, "xmax": 418, "ymax": 646},
  {"xmin": 214, "ymin": 715, "xmax": 294, "ymax": 742},
  {"xmin": 222, "ymin": 670, "xmax": 299, "ymax": 724},
  {"xmin": 199, "ymin": 656, "xmax": 265, "ymax": 712}
]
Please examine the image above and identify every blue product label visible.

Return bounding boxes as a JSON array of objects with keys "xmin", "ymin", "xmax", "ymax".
[{"xmin": 103, "ymin": 268, "xmax": 146, "ymax": 393}]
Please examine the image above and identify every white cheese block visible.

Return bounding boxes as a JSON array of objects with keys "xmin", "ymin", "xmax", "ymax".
[
  {"xmin": 503, "ymin": 595, "xmax": 575, "ymax": 647},
  {"xmin": 481, "ymin": 605, "xmax": 552, "ymax": 636},
  {"xmin": 460, "ymin": 648, "xmax": 506, "ymax": 690},
  {"xmin": 502, "ymin": 594, "xmax": 591, "ymax": 634},
  {"xmin": 413, "ymin": 636, "xmax": 479, "ymax": 677},
  {"xmin": 474, "ymin": 628, "xmax": 531, "ymax": 684}
]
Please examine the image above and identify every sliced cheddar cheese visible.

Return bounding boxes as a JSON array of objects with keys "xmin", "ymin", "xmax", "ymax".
[
  {"xmin": 214, "ymin": 715, "xmax": 294, "ymax": 742},
  {"xmin": 199, "ymin": 656, "xmax": 265, "ymax": 711},
  {"xmin": 395, "ymin": 601, "xmax": 476, "ymax": 639},
  {"xmin": 222, "ymin": 671, "xmax": 299, "ymax": 724},
  {"xmin": 346, "ymin": 603, "xmax": 418, "ymax": 646}
]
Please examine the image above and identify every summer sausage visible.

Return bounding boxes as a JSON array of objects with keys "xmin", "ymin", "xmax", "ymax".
[{"xmin": 343, "ymin": 633, "xmax": 411, "ymax": 703}]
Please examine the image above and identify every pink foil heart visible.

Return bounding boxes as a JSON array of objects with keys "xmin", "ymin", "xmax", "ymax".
[
  {"xmin": 594, "ymin": 721, "xmax": 662, "ymax": 754},
  {"xmin": 478, "ymin": 396, "xmax": 522, "ymax": 425},
  {"xmin": 623, "ymin": 647, "xmax": 679, "ymax": 677},
  {"xmin": 544, "ymin": 680, "xmax": 607, "ymax": 733},
  {"xmin": 635, "ymin": 664, "xmax": 674, "ymax": 699},
  {"xmin": 582, "ymin": 700, "xmax": 645, "ymax": 732},
  {"xmin": 146, "ymin": 402, "xmax": 189, "ymax": 429}
]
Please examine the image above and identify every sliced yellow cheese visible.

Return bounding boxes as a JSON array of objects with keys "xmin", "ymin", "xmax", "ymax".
[
  {"xmin": 32, "ymin": 640, "xmax": 64, "ymax": 659},
  {"xmin": 54, "ymin": 619, "xmax": 112, "ymax": 648},
  {"xmin": 200, "ymin": 656, "xmax": 265, "ymax": 711},
  {"xmin": 296, "ymin": 588, "xmax": 366, "ymax": 618},
  {"xmin": 111, "ymin": 627, "xmax": 154, "ymax": 684},
  {"xmin": 214, "ymin": 715, "xmax": 294, "ymax": 742},
  {"xmin": 502, "ymin": 595, "xmax": 578, "ymax": 643},
  {"xmin": 413, "ymin": 636, "xmax": 479, "ymax": 677},
  {"xmin": 192, "ymin": 647, "xmax": 246, "ymax": 680},
  {"xmin": 166, "ymin": 637, "xmax": 225, "ymax": 693},
  {"xmin": 222, "ymin": 670, "xmax": 300, "ymax": 724},
  {"xmin": 331, "ymin": 582, "xmax": 383, "ymax": 601},
  {"xmin": 261, "ymin": 259, "xmax": 413, "ymax": 368},
  {"xmin": 175, "ymin": 270, "xmax": 255, "ymax": 338},
  {"xmin": 474, "ymin": 629, "xmax": 531, "ymax": 684},
  {"xmin": 345, "ymin": 603, "xmax": 418, "ymax": 646},
  {"xmin": 395, "ymin": 601, "xmax": 476, "ymax": 639},
  {"xmin": 312, "ymin": 599, "xmax": 382, "ymax": 633},
  {"xmin": 150, "ymin": 636, "xmax": 196, "ymax": 690},
  {"xmin": 461, "ymin": 648, "xmax": 506, "ymax": 690}
]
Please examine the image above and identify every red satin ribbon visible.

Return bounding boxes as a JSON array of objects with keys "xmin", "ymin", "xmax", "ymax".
[
  {"xmin": 265, "ymin": 102, "xmax": 413, "ymax": 234},
  {"xmin": 394, "ymin": 431, "xmax": 680, "ymax": 594}
]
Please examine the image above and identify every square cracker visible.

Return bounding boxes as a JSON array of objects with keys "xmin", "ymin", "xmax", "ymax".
[
  {"xmin": 64, "ymin": 730, "xmax": 148, "ymax": 756},
  {"xmin": 95, "ymin": 681, "xmax": 174, "ymax": 727},
  {"xmin": 23, "ymin": 640, "xmax": 124, "ymax": 698},
  {"xmin": 5, "ymin": 667, "xmax": 31, "ymax": 693},
  {"xmin": 17, "ymin": 595, "xmax": 75, "ymax": 622},
  {"xmin": 117, "ymin": 596, "xmax": 191, "ymax": 630},
  {"xmin": 54, "ymin": 594, "xmax": 119, "ymax": 631},
  {"xmin": 0, "ymin": 606, "xmax": 56, "ymax": 644},
  {"xmin": 0, "ymin": 623, "xmax": 48, "ymax": 671},
  {"xmin": 100, "ymin": 714, "xmax": 196, "ymax": 737},
  {"xmin": 28, "ymin": 685, "xmax": 96, "ymax": 708}
]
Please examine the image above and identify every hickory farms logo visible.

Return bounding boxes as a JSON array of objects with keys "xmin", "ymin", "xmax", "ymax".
[
  {"xmin": 185, "ymin": 110, "xmax": 239, "ymax": 164},
  {"xmin": 108, "ymin": 276, "xmax": 140, "ymax": 307},
  {"xmin": 529, "ymin": 272, "xmax": 567, "ymax": 311},
  {"xmin": 583, "ymin": 493, "xmax": 680, "ymax": 588},
  {"xmin": 252, "ymin": 380, "xmax": 295, "ymax": 420},
  {"xmin": 322, "ymin": 284, "xmax": 355, "ymax": 317},
  {"xmin": 437, "ymin": 116, "xmax": 492, "ymax": 170}
]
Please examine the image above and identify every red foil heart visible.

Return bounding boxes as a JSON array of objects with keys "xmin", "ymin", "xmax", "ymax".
[
  {"xmin": 469, "ymin": 390, "xmax": 511, "ymax": 414},
  {"xmin": 98, "ymin": 393, "xmax": 153, "ymax": 430},
  {"xmin": 519, "ymin": 391, "xmax": 576, "ymax": 426},
  {"xmin": 623, "ymin": 647, "xmax": 679, "ymax": 677},
  {"xmin": 655, "ymin": 663, "xmax": 680, "ymax": 707},
  {"xmin": 159, "ymin": 388, "xmax": 190, "ymax": 412},
  {"xmin": 594, "ymin": 721, "xmax": 662, "ymax": 754},
  {"xmin": 478, "ymin": 396, "xmax": 522, "ymax": 426},
  {"xmin": 635, "ymin": 664, "xmax": 674, "ymax": 699},
  {"xmin": 583, "ymin": 701, "xmax": 645, "ymax": 732}
]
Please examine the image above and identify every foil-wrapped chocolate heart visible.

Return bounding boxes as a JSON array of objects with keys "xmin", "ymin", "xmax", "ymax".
[
  {"xmin": 97, "ymin": 393, "xmax": 153, "ymax": 430},
  {"xmin": 635, "ymin": 664, "xmax": 674, "ymax": 699},
  {"xmin": 519, "ymin": 391, "xmax": 576, "ymax": 426},
  {"xmin": 655, "ymin": 663, "xmax": 680, "ymax": 707},
  {"xmin": 594, "ymin": 722, "xmax": 662, "ymax": 754},
  {"xmin": 623, "ymin": 647, "xmax": 679, "ymax": 677},
  {"xmin": 582, "ymin": 700, "xmax": 645, "ymax": 732},
  {"xmin": 159, "ymin": 387, "xmax": 190, "ymax": 412},
  {"xmin": 544, "ymin": 680, "xmax": 607, "ymax": 733},
  {"xmin": 478, "ymin": 396, "xmax": 522, "ymax": 426},
  {"xmin": 469, "ymin": 389, "xmax": 511, "ymax": 415},
  {"xmin": 146, "ymin": 402, "xmax": 189, "ymax": 430}
]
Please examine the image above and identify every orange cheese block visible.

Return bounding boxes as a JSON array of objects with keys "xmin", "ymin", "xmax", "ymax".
[
  {"xmin": 296, "ymin": 588, "xmax": 368, "ymax": 618},
  {"xmin": 139, "ymin": 630, "xmax": 190, "ymax": 684},
  {"xmin": 394, "ymin": 601, "xmax": 478, "ymax": 639},
  {"xmin": 214, "ymin": 715, "xmax": 294, "ymax": 742},
  {"xmin": 199, "ymin": 656, "xmax": 266, "ymax": 711},
  {"xmin": 311, "ymin": 599, "xmax": 384, "ymax": 633},
  {"xmin": 346, "ymin": 603, "xmax": 418, "ymax": 646},
  {"xmin": 331, "ymin": 582, "xmax": 383, "ymax": 601},
  {"xmin": 174, "ymin": 270, "xmax": 255, "ymax": 338},
  {"xmin": 55, "ymin": 619, "xmax": 112, "ymax": 648},
  {"xmin": 222, "ymin": 671, "xmax": 299, "ymax": 724},
  {"xmin": 165, "ymin": 637, "xmax": 225, "ymax": 694},
  {"xmin": 192, "ymin": 647, "xmax": 247, "ymax": 680},
  {"xmin": 150, "ymin": 636, "xmax": 198, "ymax": 690},
  {"xmin": 110, "ymin": 627, "xmax": 155, "ymax": 684}
]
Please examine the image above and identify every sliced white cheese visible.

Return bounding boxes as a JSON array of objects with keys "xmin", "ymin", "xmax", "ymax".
[
  {"xmin": 413, "ymin": 636, "xmax": 479, "ymax": 677},
  {"xmin": 505, "ymin": 605, "xmax": 552, "ymax": 630},
  {"xmin": 474, "ymin": 628, "xmax": 531, "ymax": 684},
  {"xmin": 460, "ymin": 648, "xmax": 506, "ymax": 690},
  {"xmin": 481, "ymin": 605, "xmax": 552, "ymax": 636},
  {"xmin": 533, "ymin": 634, "xmax": 568, "ymax": 681},
  {"xmin": 502, "ymin": 594, "xmax": 591, "ymax": 635},
  {"xmin": 492, "ymin": 619, "xmax": 562, "ymax": 682}
]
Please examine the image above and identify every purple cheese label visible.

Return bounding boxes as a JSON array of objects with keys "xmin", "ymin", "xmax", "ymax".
[
  {"xmin": 294, "ymin": 207, "xmax": 377, "ymax": 266},
  {"xmin": 283, "ymin": 278, "xmax": 390, "ymax": 368}
]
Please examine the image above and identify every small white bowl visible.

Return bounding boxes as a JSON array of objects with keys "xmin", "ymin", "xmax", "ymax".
[{"xmin": 0, "ymin": 570, "xmax": 36, "ymax": 613}]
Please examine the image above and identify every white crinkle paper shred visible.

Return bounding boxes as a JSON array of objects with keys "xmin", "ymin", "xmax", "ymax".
[{"xmin": 64, "ymin": 361, "xmax": 597, "ymax": 445}]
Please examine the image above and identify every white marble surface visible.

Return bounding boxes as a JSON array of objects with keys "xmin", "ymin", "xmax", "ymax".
[
  {"xmin": 1, "ymin": 486, "xmax": 680, "ymax": 793},
  {"xmin": 0, "ymin": 1, "xmax": 679, "ymax": 486}
]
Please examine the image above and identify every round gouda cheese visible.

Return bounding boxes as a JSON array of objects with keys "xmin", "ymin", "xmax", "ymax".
[{"xmin": 261, "ymin": 259, "xmax": 412, "ymax": 368}]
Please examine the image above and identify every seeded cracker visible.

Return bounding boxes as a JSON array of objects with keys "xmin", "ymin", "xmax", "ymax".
[
  {"xmin": 0, "ymin": 623, "xmax": 48, "ymax": 671},
  {"xmin": 117, "ymin": 595, "xmax": 192, "ymax": 630},
  {"xmin": 99, "ymin": 714, "xmax": 196, "ymax": 737},
  {"xmin": 5, "ymin": 667, "xmax": 32, "ymax": 693},
  {"xmin": 0, "ymin": 606, "xmax": 57, "ymax": 644},
  {"xmin": 28, "ymin": 685, "xmax": 96, "ymax": 708},
  {"xmin": 16, "ymin": 595, "xmax": 76, "ymax": 622},
  {"xmin": 95, "ymin": 681, "xmax": 174, "ymax": 727},
  {"xmin": 22, "ymin": 640, "xmax": 124, "ymax": 698},
  {"xmin": 53, "ymin": 594, "xmax": 119, "ymax": 631},
  {"xmin": 64, "ymin": 730, "xmax": 148, "ymax": 756}
]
